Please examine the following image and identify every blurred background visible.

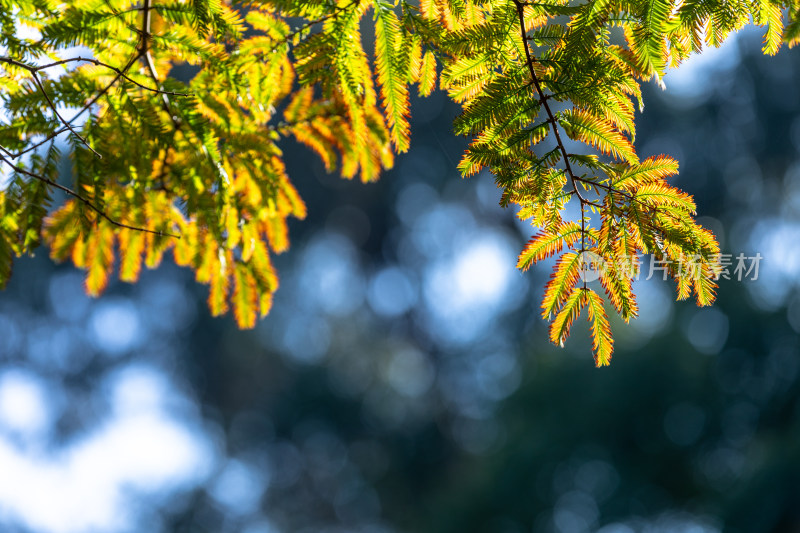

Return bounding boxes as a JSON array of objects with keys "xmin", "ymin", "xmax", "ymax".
[{"xmin": 1, "ymin": 26, "xmax": 800, "ymax": 533}]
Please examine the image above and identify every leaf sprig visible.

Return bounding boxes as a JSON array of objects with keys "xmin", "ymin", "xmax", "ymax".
[{"xmin": 0, "ymin": 0, "xmax": 794, "ymax": 362}]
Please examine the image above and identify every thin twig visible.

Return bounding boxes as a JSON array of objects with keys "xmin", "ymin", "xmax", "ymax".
[
  {"xmin": 3, "ymin": 51, "xmax": 145, "ymax": 160},
  {"xmin": 512, "ymin": 1, "xmax": 717, "ymax": 279},
  {"xmin": 573, "ymin": 174, "xmax": 631, "ymax": 199},
  {"xmin": 513, "ymin": 3, "xmax": 686, "ymax": 234},
  {"xmin": 512, "ymin": 0, "xmax": 590, "ymax": 206},
  {"xmin": 0, "ymin": 153, "xmax": 179, "ymax": 238},
  {"xmin": 0, "ymin": 4, "xmax": 186, "ymax": 240},
  {"xmin": 1, "ymin": 57, "xmax": 100, "ymax": 157},
  {"xmin": 30, "ymin": 74, "xmax": 103, "ymax": 158},
  {"xmin": 0, "ymin": 56, "xmax": 104, "ymax": 158},
  {"xmin": 512, "ymin": 2, "xmax": 702, "ymax": 263},
  {"xmin": 0, "ymin": 56, "xmax": 189, "ymax": 96}
]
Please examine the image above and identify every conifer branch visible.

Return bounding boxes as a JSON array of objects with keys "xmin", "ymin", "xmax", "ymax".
[
  {"xmin": 572, "ymin": 174, "xmax": 695, "ymax": 239},
  {"xmin": 0, "ymin": 154, "xmax": 179, "ymax": 238},
  {"xmin": 0, "ymin": 57, "xmax": 101, "ymax": 158},
  {"xmin": 0, "ymin": 0, "xmax": 732, "ymax": 344},
  {"xmin": 2, "ymin": 51, "xmax": 145, "ymax": 160},
  {"xmin": 512, "ymin": 0, "xmax": 590, "ymax": 207}
]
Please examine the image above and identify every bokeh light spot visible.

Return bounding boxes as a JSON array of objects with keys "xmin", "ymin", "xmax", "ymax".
[
  {"xmin": 367, "ymin": 266, "xmax": 418, "ymax": 318},
  {"xmin": 89, "ymin": 299, "xmax": 143, "ymax": 356}
]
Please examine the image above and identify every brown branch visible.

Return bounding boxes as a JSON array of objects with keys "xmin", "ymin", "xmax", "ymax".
[
  {"xmin": 0, "ymin": 56, "xmax": 103, "ymax": 158},
  {"xmin": 0, "ymin": 56, "xmax": 189, "ymax": 96},
  {"xmin": 0, "ymin": 2, "xmax": 187, "ymax": 241},
  {"xmin": 133, "ymin": 0, "xmax": 224, "ymax": 194},
  {"xmin": 512, "ymin": 4, "xmax": 697, "ymax": 246},
  {"xmin": 3, "ymin": 51, "xmax": 144, "ymax": 160},
  {"xmin": 511, "ymin": 3, "xmax": 712, "ymax": 271},
  {"xmin": 572, "ymin": 172, "xmax": 700, "ymax": 229},
  {"xmin": 512, "ymin": 0, "xmax": 591, "ymax": 207},
  {"xmin": 0, "ymin": 154, "xmax": 179, "ymax": 238},
  {"xmin": 573, "ymin": 174, "xmax": 632, "ymax": 198},
  {"xmin": 572, "ymin": 173, "xmax": 712, "ymax": 258},
  {"xmin": 31, "ymin": 73, "xmax": 102, "ymax": 158}
]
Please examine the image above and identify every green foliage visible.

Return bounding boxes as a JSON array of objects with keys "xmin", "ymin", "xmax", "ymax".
[{"xmin": 0, "ymin": 0, "xmax": 796, "ymax": 363}]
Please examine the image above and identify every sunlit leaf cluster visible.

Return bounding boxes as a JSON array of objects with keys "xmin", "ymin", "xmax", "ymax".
[
  {"xmin": 429, "ymin": 0, "xmax": 791, "ymax": 365},
  {"xmin": 0, "ymin": 0, "xmax": 796, "ymax": 361}
]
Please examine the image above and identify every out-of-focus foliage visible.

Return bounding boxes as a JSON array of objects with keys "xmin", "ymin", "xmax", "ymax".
[
  {"xmin": 0, "ymin": 0, "xmax": 798, "ymax": 361},
  {"xmin": 2, "ymin": 27, "xmax": 800, "ymax": 533}
]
